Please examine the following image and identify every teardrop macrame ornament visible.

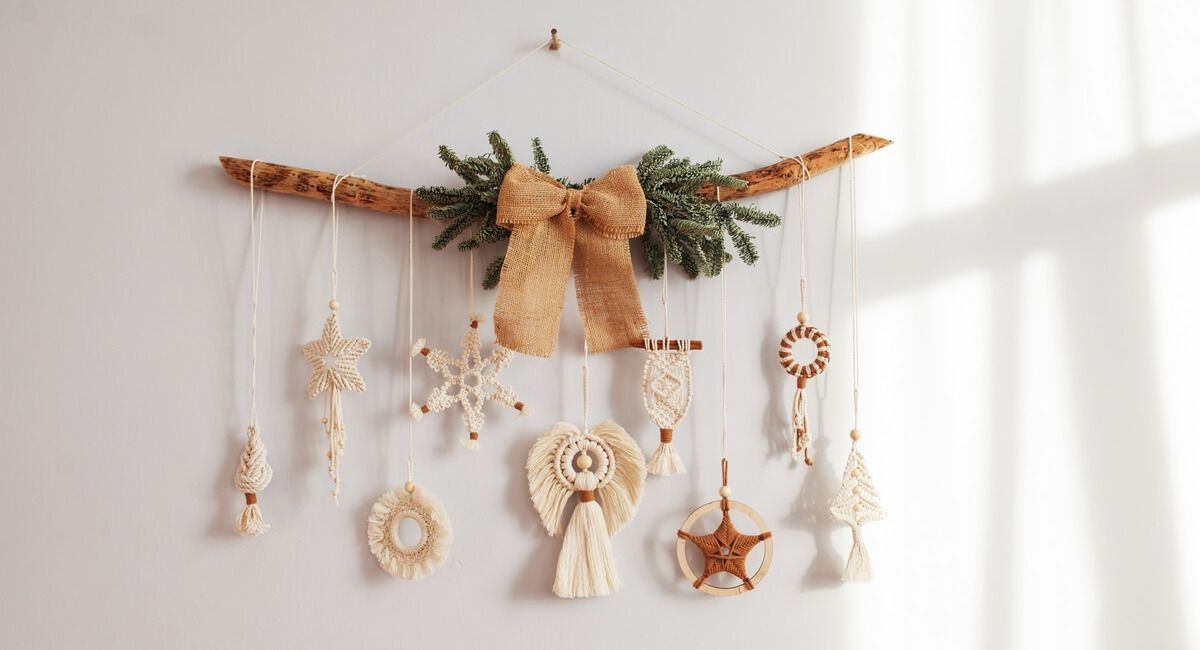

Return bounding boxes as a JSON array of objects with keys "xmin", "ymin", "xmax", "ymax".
[
  {"xmin": 526, "ymin": 421, "xmax": 646, "ymax": 598},
  {"xmin": 234, "ymin": 161, "xmax": 274, "ymax": 536},
  {"xmin": 829, "ymin": 135, "xmax": 886, "ymax": 581},
  {"xmin": 778, "ymin": 317, "xmax": 830, "ymax": 465},
  {"xmin": 411, "ymin": 318, "xmax": 527, "ymax": 449},
  {"xmin": 642, "ymin": 339, "xmax": 693, "ymax": 475},
  {"xmin": 303, "ymin": 176, "xmax": 370, "ymax": 501},
  {"xmin": 367, "ymin": 483, "xmax": 453, "ymax": 579}
]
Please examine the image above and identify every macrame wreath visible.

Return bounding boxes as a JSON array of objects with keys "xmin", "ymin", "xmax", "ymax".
[
  {"xmin": 526, "ymin": 421, "xmax": 647, "ymax": 598},
  {"xmin": 411, "ymin": 318, "xmax": 526, "ymax": 448},
  {"xmin": 641, "ymin": 339, "xmax": 693, "ymax": 475},
  {"xmin": 367, "ymin": 483, "xmax": 453, "ymax": 580},
  {"xmin": 302, "ymin": 309, "xmax": 370, "ymax": 500},
  {"xmin": 778, "ymin": 315, "xmax": 830, "ymax": 464},
  {"xmin": 415, "ymin": 132, "xmax": 781, "ymax": 289}
]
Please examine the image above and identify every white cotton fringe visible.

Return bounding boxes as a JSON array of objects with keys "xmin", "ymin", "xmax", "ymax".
[
  {"xmin": 366, "ymin": 484, "xmax": 453, "ymax": 580},
  {"xmin": 409, "ymin": 403, "xmax": 424, "ymax": 420},
  {"xmin": 410, "ymin": 338, "xmax": 426, "ymax": 357},
  {"xmin": 236, "ymin": 504, "xmax": 267, "ymax": 537},
  {"xmin": 462, "ymin": 438, "xmax": 480, "ymax": 450},
  {"xmin": 554, "ymin": 475, "xmax": 618, "ymax": 598},
  {"xmin": 843, "ymin": 529, "xmax": 872, "ymax": 582},
  {"xmin": 647, "ymin": 442, "xmax": 686, "ymax": 476}
]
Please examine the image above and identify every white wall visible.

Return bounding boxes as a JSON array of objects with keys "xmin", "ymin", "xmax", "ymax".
[{"xmin": 3, "ymin": 1, "xmax": 1199, "ymax": 648}]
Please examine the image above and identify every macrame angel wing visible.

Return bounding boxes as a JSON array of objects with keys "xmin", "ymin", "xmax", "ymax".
[
  {"xmin": 526, "ymin": 422, "xmax": 578, "ymax": 535},
  {"xmin": 590, "ymin": 420, "xmax": 646, "ymax": 536}
]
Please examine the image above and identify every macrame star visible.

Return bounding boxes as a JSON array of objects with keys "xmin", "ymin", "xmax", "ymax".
[
  {"xmin": 302, "ymin": 311, "xmax": 370, "ymax": 499},
  {"xmin": 411, "ymin": 319, "xmax": 525, "ymax": 449},
  {"xmin": 678, "ymin": 503, "xmax": 772, "ymax": 591}
]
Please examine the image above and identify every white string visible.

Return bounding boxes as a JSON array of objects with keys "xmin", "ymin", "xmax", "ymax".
[
  {"xmin": 329, "ymin": 174, "xmax": 350, "ymax": 301},
  {"xmin": 789, "ymin": 157, "xmax": 812, "ymax": 313},
  {"xmin": 582, "ymin": 340, "xmax": 590, "ymax": 433},
  {"xmin": 716, "ymin": 187, "xmax": 728, "ymax": 462},
  {"xmin": 407, "ymin": 190, "xmax": 416, "ymax": 484},
  {"xmin": 660, "ymin": 238, "xmax": 669, "ymax": 344},
  {"xmin": 248, "ymin": 160, "xmax": 264, "ymax": 428},
  {"xmin": 561, "ymin": 38, "xmax": 792, "ymax": 163},
  {"xmin": 848, "ymin": 136, "xmax": 861, "ymax": 429},
  {"xmin": 342, "ymin": 39, "xmax": 551, "ymax": 179},
  {"xmin": 468, "ymin": 249, "xmax": 476, "ymax": 318}
]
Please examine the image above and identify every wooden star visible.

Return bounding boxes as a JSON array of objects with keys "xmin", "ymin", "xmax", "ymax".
[
  {"xmin": 302, "ymin": 311, "xmax": 370, "ymax": 398},
  {"xmin": 677, "ymin": 501, "xmax": 772, "ymax": 591}
]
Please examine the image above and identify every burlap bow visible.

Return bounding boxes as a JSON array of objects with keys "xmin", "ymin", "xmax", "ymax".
[{"xmin": 494, "ymin": 163, "xmax": 649, "ymax": 357}]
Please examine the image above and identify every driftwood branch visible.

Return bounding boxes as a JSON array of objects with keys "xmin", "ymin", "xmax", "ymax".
[{"xmin": 217, "ymin": 133, "xmax": 891, "ymax": 218}]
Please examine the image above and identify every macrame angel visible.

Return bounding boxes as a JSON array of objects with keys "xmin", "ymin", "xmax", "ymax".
[{"xmin": 526, "ymin": 421, "xmax": 646, "ymax": 598}]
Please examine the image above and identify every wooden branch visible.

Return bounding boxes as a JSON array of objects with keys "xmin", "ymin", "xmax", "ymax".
[
  {"xmin": 630, "ymin": 339, "xmax": 704, "ymax": 351},
  {"xmin": 217, "ymin": 133, "xmax": 890, "ymax": 218}
]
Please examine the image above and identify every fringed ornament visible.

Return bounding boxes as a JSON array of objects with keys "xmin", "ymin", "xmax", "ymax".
[
  {"xmin": 367, "ymin": 482, "xmax": 453, "ymax": 580},
  {"xmin": 778, "ymin": 316, "xmax": 830, "ymax": 465},
  {"xmin": 411, "ymin": 317, "xmax": 526, "ymax": 449},
  {"xmin": 526, "ymin": 421, "xmax": 646, "ymax": 598},
  {"xmin": 641, "ymin": 338, "xmax": 693, "ymax": 476},
  {"xmin": 302, "ymin": 309, "xmax": 370, "ymax": 500},
  {"xmin": 829, "ymin": 432, "xmax": 886, "ymax": 581},
  {"xmin": 234, "ymin": 424, "xmax": 273, "ymax": 536}
]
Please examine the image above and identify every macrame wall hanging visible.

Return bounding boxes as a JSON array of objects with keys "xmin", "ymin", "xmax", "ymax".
[
  {"xmin": 777, "ymin": 161, "xmax": 831, "ymax": 465},
  {"xmin": 411, "ymin": 250, "xmax": 527, "ymax": 449},
  {"xmin": 641, "ymin": 247, "xmax": 697, "ymax": 476},
  {"xmin": 367, "ymin": 193, "xmax": 453, "ymax": 579},
  {"xmin": 526, "ymin": 338, "xmax": 647, "ymax": 598},
  {"xmin": 829, "ymin": 137, "xmax": 886, "ymax": 581},
  {"xmin": 676, "ymin": 242, "xmax": 773, "ymax": 596},
  {"xmin": 301, "ymin": 177, "xmax": 371, "ymax": 502},
  {"xmin": 233, "ymin": 161, "xmax": 274, "ymax": 536}
]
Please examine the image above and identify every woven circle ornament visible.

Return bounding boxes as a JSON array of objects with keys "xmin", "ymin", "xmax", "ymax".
[
  {"xmin": 778, "ymin": 315, "xmax": 830, "ymax": 465},
  {"xmin": 676, "ymin": 481, "xmax": 774, "ymax": 596},
  {"xmin": 367, "ymin": 483, "xmax": 453, "ymax": 579}
]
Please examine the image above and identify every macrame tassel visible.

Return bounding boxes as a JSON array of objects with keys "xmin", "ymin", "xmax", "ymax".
[
  {"xmin": 647, "ymin": 428, "xmax": 686, "ymax": 476},
  {"xmin": 554, "ymin": 472, "xmax": 619, "ymax": 598},
  {"xmin": 791, "ymin": 377, "xmax": 813, "ymax": 465},
  {"xmin": 844, "ymin": 526, "xmax": 872, "ymax": 582},
  {"xmin": 462, "ymin": 432, "xmax": 480, "ymax": 450},
  {"xmin": 234, "ymin": 424, "xmax": 273, "ymax": 537}
]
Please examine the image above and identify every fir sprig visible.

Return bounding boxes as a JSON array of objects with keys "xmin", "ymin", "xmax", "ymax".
[{"xmin": 414, "ymin": 132, "xmax": 781, "ymax": 288}]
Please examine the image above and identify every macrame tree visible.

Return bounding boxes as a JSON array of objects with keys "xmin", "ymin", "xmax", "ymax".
[{"xmin": 415, "ymin": 132, "xmax": 781, "ymax": 288}]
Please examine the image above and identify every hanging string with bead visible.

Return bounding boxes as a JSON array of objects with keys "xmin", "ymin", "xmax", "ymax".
[{"xmin": 234, "ymin": 160, "xmax": 274, "ymax": 536}]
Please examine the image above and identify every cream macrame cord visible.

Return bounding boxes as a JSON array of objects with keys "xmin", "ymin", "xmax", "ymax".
[
  {"xmin": 234, "ymin": 160, "xmax": 275, "ymax": 537},
  {"xmin": 642, "ymin": 239, "xmax": 694, "ymax": 476}
]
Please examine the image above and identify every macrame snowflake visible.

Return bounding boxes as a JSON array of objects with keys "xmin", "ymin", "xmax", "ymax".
[
  {"xmin": 302, "ymin": 311, "xmax": 370, "ymax": 499},
  {"xmin": 829, "ymin": 441, "xmax": 886, "ymax": 581},
  {"xmin": 411, "ymin": 319, "xmax": 525, "ymax": 449}
]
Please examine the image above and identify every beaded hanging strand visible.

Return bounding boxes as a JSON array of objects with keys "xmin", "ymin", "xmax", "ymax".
[
  {"xmin": 234, "ymin": 161, "xmax": 274, "ymax": 536},
  {"xmin": 829, "ymin": 136, "xmax": 887, "ymax": 581}
]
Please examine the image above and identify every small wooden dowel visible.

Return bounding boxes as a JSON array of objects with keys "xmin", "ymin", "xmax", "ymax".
[
  {"xmin": 630, "ymin": 339, "xmax": 703, "ymax": 351},
  {"xmin": 217, "ymin": 133, "xmax": 890, "ymax": 218}
]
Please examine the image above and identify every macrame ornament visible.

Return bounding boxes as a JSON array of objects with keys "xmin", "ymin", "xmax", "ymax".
[
  {"xmin": 641, "ymin": 248, "xmax": 695, "ymax": 475},
  {"xmin": 302, "ymin": 176, "xmax": 370, "ymax": 501},
  {"xmin": 676, "ymin": 196, "xmax": 773, "ymax": 596},
  {"xmin": 829, "ymin": 136, "xmax": 886, "ymax": 581},
  {"xmin": 234, "ymin": 161, "xmax": 274, "ymax": 536},
  {"xmin": 367, "ymin": 190, "xmax": 452, "ymax": 579},
  {"xmin": 777, "ymin": 160, "xmax": 830, "ymax": 466},
  {"xmin": 411, "ymin": 254, "xmax": 527, "ymax": 449}
]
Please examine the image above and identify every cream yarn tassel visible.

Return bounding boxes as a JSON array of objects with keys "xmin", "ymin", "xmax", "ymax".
[
  {"xmin": 647, "ymin": 430, "xmax": 686, "ymax": 476},
  {"xmin": 234, "ymin": 424, "xmax": 273, "ymax": 536},
  {"xmin": 554, "ymin": 470, "xmax": 618, "ymax": 598},
  {"xmin": 844, "ymin": 526, "xmax": 872, "ymax": 581}
]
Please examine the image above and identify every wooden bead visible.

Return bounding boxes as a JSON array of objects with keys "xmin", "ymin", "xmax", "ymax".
[
  {"xmin": 797, "ymin": 311, "xmax": 809, "ymax": 324},
  {"xmin": 575, "ymin": 453, "xmax": 592, "ymax": 470},
  {"xmin": 328, "ymin": 299, "xmax": 339, "ymax": 311},
  {"xmin": 719, "ymin": 485, "xmax": 732, "ymax": 498},
  {"xmin": 850, "ymin": 428, "xmax": 861, "ymax": 441},
  {"xmin": 404, "ymin": 481, "xmax": 415, "ymax": 494}
]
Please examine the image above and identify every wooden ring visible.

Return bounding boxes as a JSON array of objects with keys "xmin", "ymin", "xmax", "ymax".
[
  {"xmin": 778, "ymin": 323, "xmax": 831, "ymax": 379},
  {"xmin": 675, "ymin": 499, "xmax": 773, "ymax": 596}
]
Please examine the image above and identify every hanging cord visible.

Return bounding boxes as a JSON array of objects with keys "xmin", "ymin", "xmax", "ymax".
[
  {"xmin": 329, "ymin": 174, "xmax": 350, "ymax": 302},
  {"xmin": 406, "ymin": 191, "xmax": 416, "ymax": 490},
  {"xmin": 235, "ymin": 160, "xmax": 274, "ymax": 536},
  {"xmin": 582, "ymin": 340, "xmax": 590, "ymax": 433},
  {"xmin": 561, "ymin": 38, "xmax": 792, "ymax": 163},
  {"xmin": 788, "ymin": 156, "xmax": 813, "ymax": 314},
  {"xmin": 661, "ymin": 239, "xmax": 670, "ymax": 344},
  {"xmin": 468, "ymin": 249, "xmax": 477, "ymax": 321},
  {"xmin": 716, "ymin": 187, "xmax": 732, "ymax": 495},
  {"xmin": 848, "ymin": 136, "xmax": 861, "ymax": 431}
]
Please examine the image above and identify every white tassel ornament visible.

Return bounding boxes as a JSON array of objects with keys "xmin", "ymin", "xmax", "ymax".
[
  {"xmin": 829, "ymin": 433, "xmax": 886, "ymax": 582},
  {"xmin": 234, "ymin": 424, "xmax": 273, "ymax": 536}
]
